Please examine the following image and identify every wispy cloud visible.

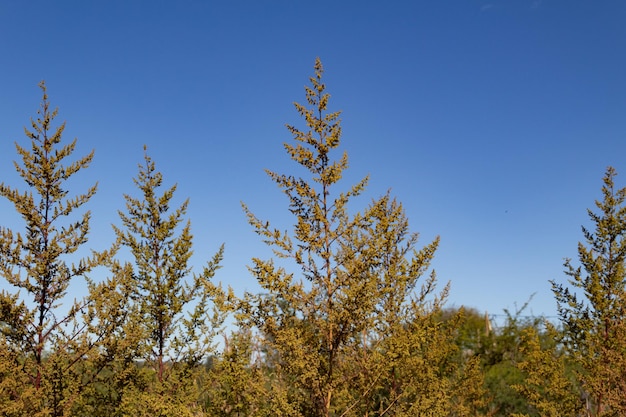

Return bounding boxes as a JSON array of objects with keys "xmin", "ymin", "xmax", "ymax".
[{"xmin": 481, "ymin": 3, "xmax": 494, "ymax": 11}]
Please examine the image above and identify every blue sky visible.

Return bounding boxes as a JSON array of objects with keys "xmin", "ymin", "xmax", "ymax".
[{"xmin": 1, "ymin": 1, "xmax": 625, "ymax": 321}]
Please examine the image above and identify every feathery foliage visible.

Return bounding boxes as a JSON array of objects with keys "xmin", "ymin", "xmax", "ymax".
[
  {"xmin": 549, "ymin": 166, "xmax": 626, "ymax": 416},
  {"xmin": 238, "ymin": 58, "xmax": 480, "ymax": 417},
  {"xmin": 112, "ymin": 148, "xmax": 226, "ymax": 414},
  {"xmin": 0, "ymin": 82, "xmax": 116, "ymax": 416}
]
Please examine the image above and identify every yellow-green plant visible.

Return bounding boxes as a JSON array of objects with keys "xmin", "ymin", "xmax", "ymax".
[
  {"xmin": 113, "ymin": 148, "xmax": 225, "ymax": 414},
  {"xmin": 551, "ymin": 167, "xmax": 626, "ymax": 416},
  {"xmin": 0, "ymin": 82, "xmax": 119, "ymax": 416},
  {"xmin": 238, "ymin": 58, "xmax": 479, "ymax": 417},
  {"xmin": 512, "ymin": 325, "xmax": 581, "ymax": 417}
]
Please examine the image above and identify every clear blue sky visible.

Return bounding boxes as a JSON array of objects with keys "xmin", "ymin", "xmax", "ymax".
[{"xmin": 1, "ymin": 1, "xmax": 625, "ymax": 321}]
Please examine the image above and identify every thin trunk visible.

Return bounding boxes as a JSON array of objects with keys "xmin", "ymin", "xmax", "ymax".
[
  {"xmin": 35, "ymin": 129, "xmax": 52, "ymax": 389},
  {"xmin": 321, "ymin": 99, "xmax": 333, "ymax": 417}
]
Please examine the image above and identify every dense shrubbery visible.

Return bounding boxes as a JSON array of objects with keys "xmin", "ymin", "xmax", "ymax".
[{"xmin": 1, "ymin": 61, "xmax": 625, "ymax": 416}]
